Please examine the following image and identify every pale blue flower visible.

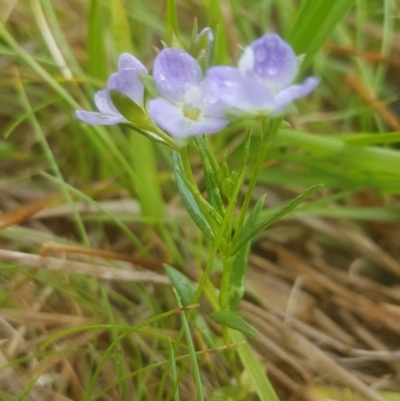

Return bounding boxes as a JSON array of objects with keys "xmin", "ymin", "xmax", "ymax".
[
  {"xmin": 148, "ymin": 48, "xmax": 228, "ymax": 138},
  {"xmin": 206, "ymin": 33, "xmax": 319, "ymax": 115},
  {"xmin": 76, "ymin": 53, "xmax": 147, "ymax": 125}
]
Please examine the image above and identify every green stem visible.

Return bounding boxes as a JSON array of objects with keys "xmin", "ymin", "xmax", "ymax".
[
  {"xmin": 232, "ymin": 117, "xmax": 282, "ymax": 248},
  {"xmin": 219, "ymin": 255, "xmax": 234, "ymax": 310}
]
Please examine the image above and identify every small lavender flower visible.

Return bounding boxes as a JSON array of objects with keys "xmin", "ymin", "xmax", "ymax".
[
  {"xmin": 148, "ymin": 48, "xmax": 228, "ymax": 138},
  {"xmin": 206, "ymin": 33, "xmax": 319, "ymax": 115},
  {"xmin": 76, "ymin": 53, "xmax": 147, "ymax": 125}
]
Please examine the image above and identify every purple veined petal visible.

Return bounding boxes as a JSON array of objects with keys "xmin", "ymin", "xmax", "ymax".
[
  {"xmin": 107, "ymin": 69, "xmax": 145, "ymax": 106},
  {"xmin": 206, "ymin": 66, "xmax": 275, "ymax": 113},
  {"xmin": 239, "ymin": 33, "xmax": 298, "ymax": 92},
  {"xmin": 76, "ymin": 110, "xmax": 126, "ymax": 125},
  {"xmin": 148, "ymin": 98, "xmax": 227, "ymax": 137},
  {"xmin": 118, "ymin": 53, "xmax": 147, "ymax": 74},
  {"xmin": 153, "ymin": 48, "xmax": 203, "ymax": 103},
  {"xmin": 199, "ymin": 79, "xmax": 228, "ymax": 118},
  {"xmin": 274, "ymin": 76, "xmax": 319, "ymax": 111},
  {"xmin": 94, "ymin": 90, "xmax": 115, "ymax": 114}
]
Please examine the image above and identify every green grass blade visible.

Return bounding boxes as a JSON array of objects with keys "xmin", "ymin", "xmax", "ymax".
[
  {"xmin": 339, "ymin": 131, "xmax": 400, "ymax": 145},
  {"xmin": 166, "ymin": 0, "xmax": 178, "ymax": 46},
  {"xmin": 277, "ymin": 130, "xmax": 400, "ymax": 179},
  {"xmin": 174, "ymin": 289, "xmax": 205, "ymax": 401},
  {"xmin": 41, "ymin": 172, "xmax": 150, "ymax": 256},
  {"xmin": 110, "ymin": 0, "xmax": 135, "ymax": 55},
  {"xmin": 87, "ymin": 0, "xmax": 108, "ymax": 80},
  {"xmin": 15, "ymin": 71, "xmax": 90, "ymax": 247},
  {"xmin": 41, "ymin": 306, "xmax": 197, "ymax": 351},
  {"xmin": 288, "ymin": 0, "xmax": 355, "ymax": 71},
  {"xmin": 208, "ymin": 0, "xmax": 229, "ymax": 64},
  {"xmin": 169, "ymin": 338, "xmax": 180, "ymax": 401}
]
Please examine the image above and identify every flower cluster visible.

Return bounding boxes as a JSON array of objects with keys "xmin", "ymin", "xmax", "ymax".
[{"xmin": 77, "ymin": 33, "xmax": 318, "ymax": 138}]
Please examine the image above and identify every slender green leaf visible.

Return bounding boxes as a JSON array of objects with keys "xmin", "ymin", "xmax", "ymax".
[
  {"xmin": 229, "ymin": 330, "xmax": 280, "ymax": 401},
  {"xmin": 172, "ymin": 152, "xmax": 215, "ymax": 240},
  {"xmin": 194, "ymin": 135, "xmax": 224, "ymax": 185},
  {"xmin": 177, "ymin": 169, "xmax": 223, "ymax": 227},
  {"xmin": 194, "ymin": 135, "xmax": 225, "ymax": 216},
  {"xmin": 165, "ymin": 264, "xmax": 215, "ymax": 347},
  {"xmin": 210, "ymin": 310, "xmax": 258, "ymax": 339},
  {"xmin": 232, "ymin": 184, "xmax": 323, "ymax": 255},
  {"xmin": 228, "ymin": 195, "xmax": 265, "ymax": 310}
]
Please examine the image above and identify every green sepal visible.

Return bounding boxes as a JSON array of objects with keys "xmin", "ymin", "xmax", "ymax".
[
  {"xmin": 110, "ymin": 90, "xmax": 152, "ymax": 129},
  {"xmin": 164, "ymin": 264, "xmax": 215, "ymax": 347},
  {"xmin": 190, "ymin": 18, "xmax": 199, "ymax": 47},
  {"xmin": 170, "ymin": 31, "xmax": 184, "ymax": 49},
  {"xmin": 210, "ymin": 310, "xmax": 258, "ymax": 339},
  {"xmin": 231, "ymin": 184, "xmax": 323, "ymax": 255},
  {"xmin": 110, "ymin": 90, "xmax": 175, "ymax": 149},
  {"xmin": 190, "ymin": 27, "xmax": 213, "ymax": 70},
  {"xmin": 172, "ymin": 152, "xmax": 215, "ymax": 240},
  {"xmin": 121, "ymin": 123, "xmax": 173, "ymax": 148},
  {"xmin": 221, "ymin": 149, "xmax": 229, "ymax": 178},
  {"xmin": 228, "ymin": 195, "xmax": 265, "ymax": 310}
]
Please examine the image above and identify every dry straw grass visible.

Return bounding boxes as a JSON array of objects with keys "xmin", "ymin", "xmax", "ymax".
[{"xmin": 1, "ymin": 184, "xmax": 400, "ymax": 400}]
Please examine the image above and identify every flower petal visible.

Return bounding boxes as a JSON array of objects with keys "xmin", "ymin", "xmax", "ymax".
[
  {"xmin": 94, "ymin": 90, "xmax": 115, "ymax": 114},
  {"xmin": 148, "ymin": 98, "xmax": 227, "ymax": 137},
  {"xmin": 76, "ymin": 110, "xmax": 125, "ymax": 125},
  {"xmin": 206, "ymin": 66, "xmax": 275, "ymax": 113},
  {"xmin": 198, "ymin": 80, "xmax": 227, "ymax": 118},
  {"xmin": 186, "ymin": 117, "xmax": 228, "ymax": 136},
  {"xmin": 274, "ymin": 77, "xmax": 319, "ymax": 110},
  {"xmin": 107, "ymin": 69, "xmax": 145, "ymax": 106},
  {"xmin": 118, "ymin": 53, "xmax": 147, "ymax": 74},
  {"xmin": 239, "ymin": 33, "xmax": 298, "ymax": 92},
  {"xmin": 153, "ymin": 48, "xmax": 203, "ymax": 103}
]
